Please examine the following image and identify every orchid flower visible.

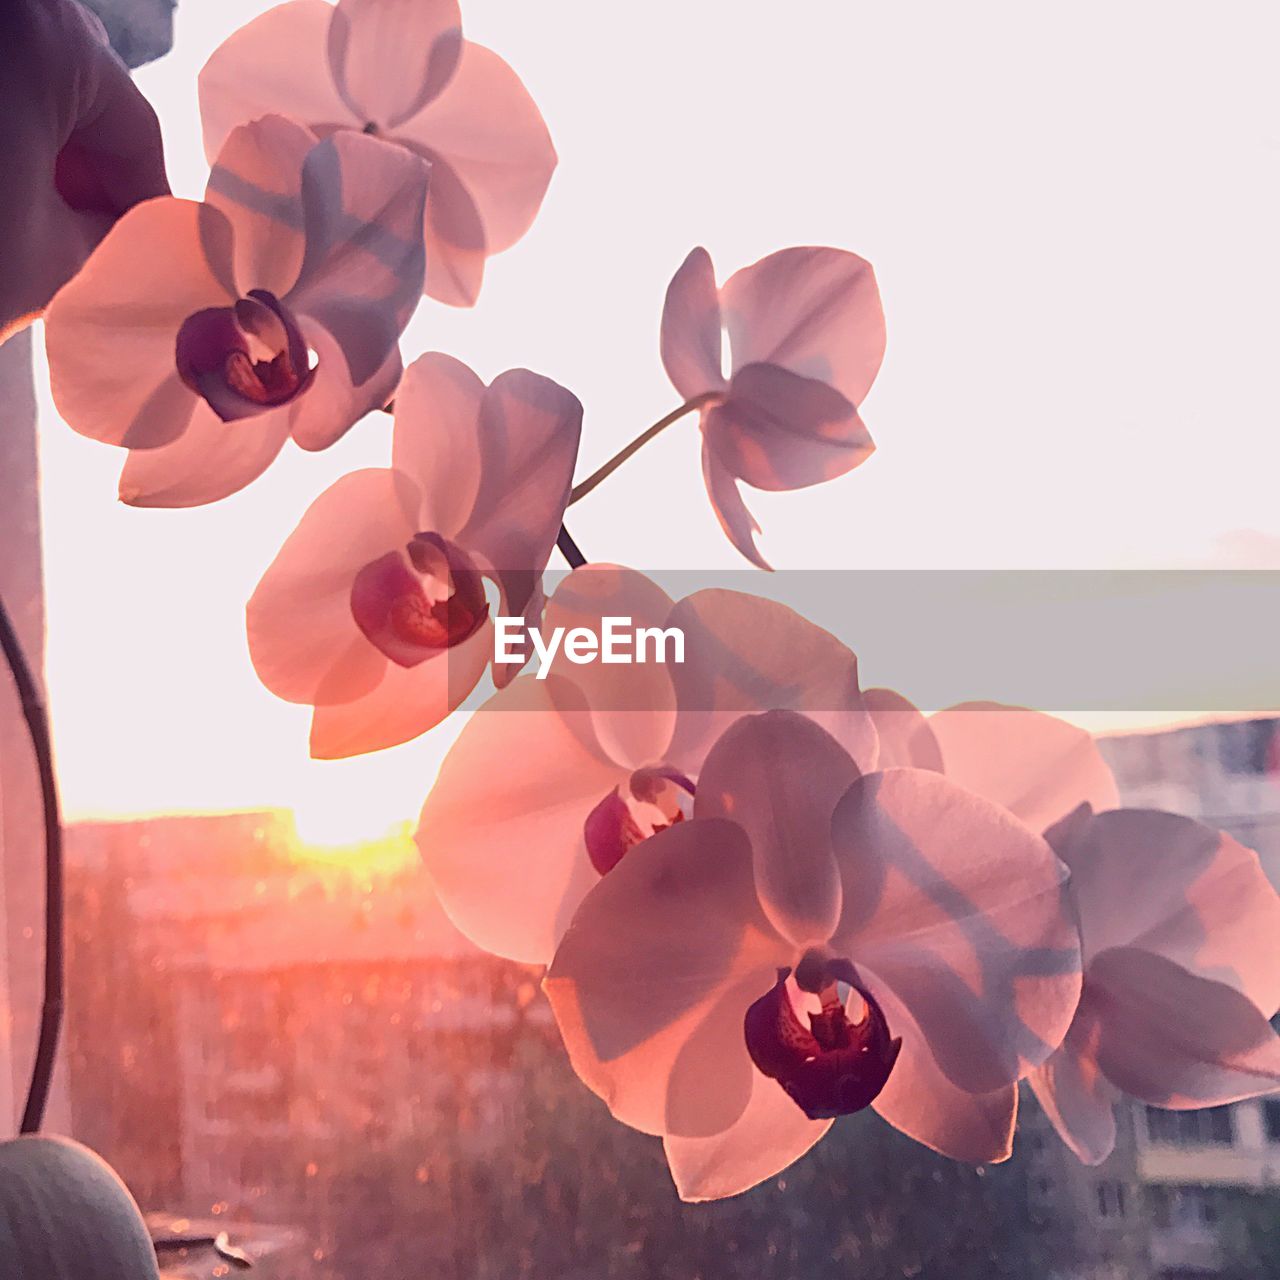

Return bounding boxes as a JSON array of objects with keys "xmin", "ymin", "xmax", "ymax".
[
  {"xmin": 866, "ymin": 692, "xmax": 1120, "ymax": 833},
  {"xmin": 868, "ymin": 694, "xmax": 1280, "ymax": 1162},
  {"xmin": 658, "ymin": 246, "xmax": 885, "ymax": 568},
  {"xmin": 543, "ymin": 709, "xmax": 1082, "ymax": 1201},
  {"xmin": 1028, "ymin": 803, "xmax": 1280, "ymax": 1165},
  {"xmin": 416, "ymin": 565, "xmax": 878, "ymax": 965},
  {"xmin": 44, "ymin": 115, "xmax": 427, "ymax": 507},
  {"xmin": 246, "ymin": 351, "xmax": 581, "ymax": 758},
  {"xmin": 198, "ymin": 0, "xmax": 556, "ymax": 307}
]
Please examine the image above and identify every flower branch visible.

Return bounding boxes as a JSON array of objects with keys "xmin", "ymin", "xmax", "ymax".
[{"xmin": 568, "ymin": 393, "xmax": 719, "ymax": 505}]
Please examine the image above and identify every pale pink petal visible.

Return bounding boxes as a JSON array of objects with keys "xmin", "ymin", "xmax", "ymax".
[
  {"xmin": 288, "ymin": 321, "xmax": 402, "ymax": 452},
  {"xmin": 660, "ymin": 247, "xmax": 726, "ymax": 402},
  {"xmin": 117, "ymin": 400, "xmax": 291, "ymax": 508},
  {"xmin": 204, "ymin": 115, "xmax": 314, "ymax": 299},
  {"xmin": 1027, "ymin": 1012, "xmax": 1121, "ymax": 1166},
  {"xmin": 927, "ymin": 703, "xmax": 1119, "ymax": 833},
  {"xmin": 404, "ymin": 360, "xmax": 581, "ymax": 696},
  {"xmin": 288, "ymin": 132, "xmax": 428, "ymax": 385},
  {"xmin": 1088, "ymin": 947, "xmax": 1280, "ymax": 1107},
  {"xmin": 44, "ymin": 199, "xmax": 233, "ymax": 449},
  {"xmin": 704, "ymin": 364, "xmax": 871, "ymax": 492},
  {"xmin": 328, "ymin": 0, "xmax": 462, "ymax": 131},
  {"xmin": 720, "ymin": 247, "xmax": 886, "ymax": 408},
  {"xmin": 397, "ymin": 41, "xmax": 557, "ymax": 304},
  {"xmin": 532, "ymin": 565, "xmax": 678, "ymax": 769},
  {"xmin": 701, "ymin": 442, "xmax": 768, "ymax": 569},
  {"xmin": 832, "ymin": 769, "xmax": 1081, "ymax": 1092},
  {"xmin": 1054, "ymin": 808, "xmax": 1280, "ymax": 1012},
  {"xmin": 416, "ymin": 164, "xmax": 486, "ymax": 307},
  {"xmin": 664, "ymin": 1069, "xmax": 831, "ymax": 1202},
  {"xmin": 451, "ymin": 369, "xmax": 582, "ymax": 619},
  {"xmin": 309, "ymin": 620, "xmax": 492, "ymax": 758},
  {"xmin": 417, "ymin": 674, "xmax": 627, "ymax": 965},
  {"xmin": 404, "ymin": 42, "xmax": 554, "ymax": 254},
  {"xmin": 663, "ymin": 976, "xmax": 770, "ymax": 1139},
  {"xmin": 1035, "ymin": 947, "xmax": 1280, "ymax": 1164},
  {"xmin": 694, "ymin": 711, "xmax": 853, "ymax": 947},
  {"xmin": 544, "ymin": 818, "xmax": 787, "ymax": 1137},
  {"xmin": 665, "ymin": 589, "xmax": 877, "ymax": 776},
  {"xmin": 247, "ymin": 467, "xmax": 420, "ymax": 705},
  {"xmin": 390, "ymin": 352, "xmax": 484, "ymax": 532},
  {"xmin": 198, "ymin": 1, "xmax": 356, "ymax": 161},
  {"xmin": 542, "ymin": 567, "xmax": 676, "ymax": 653},
  {"xmin": 868, "ymin": 978, "xmax": 1019, "ymax": 1163},
  {"xmin": 864, "ymin": 688, "xmax": 944, "ymax": 772}
]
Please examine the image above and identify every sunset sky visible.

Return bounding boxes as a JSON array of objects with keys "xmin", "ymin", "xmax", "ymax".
[{"xmin": 34, "ymin": 0, "xmax": 1280, "ymax": 841}]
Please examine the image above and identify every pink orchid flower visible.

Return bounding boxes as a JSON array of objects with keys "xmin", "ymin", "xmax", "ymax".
[
  {"xmin": 867, "ymin": 695, "xmax": 1280, "ymax": 1162},
  {"xmin": 417, "ymin": 565, "xmax": 878, "ymax": 965},
  {"xmin": 44, "ymin": 115, "xmax": 428, "ymax": 507},
  {"xmin": 660, "ymin": 246, "xmax": 886, "ymax": 568},
  {"xmin": 866, "ymin": 692, "xmax": 1120, "ymax": 833},
  {"xmin": 199, "ymin": 0, "xmax": 556, "ymax": 307},
  {"xmin": 543, "ymin": 710, "xmax": 1082, "ymax": 1202},
  {"xmin": 1028, "ymin": 803, "xmax": 1280, "ymax": 1165},
  {"xmin": 246, "ymin": 351, "xmax": 581, "ymax": 758}
]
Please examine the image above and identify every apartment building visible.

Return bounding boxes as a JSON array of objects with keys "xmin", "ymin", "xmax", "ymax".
[
  {"xmin": 64, "ymin": 811, "xmax": 551, "ymax": 1277},
  {"xmin": 1079, "ymin": 716, "xmax": 1280, "ymax": 1278}
]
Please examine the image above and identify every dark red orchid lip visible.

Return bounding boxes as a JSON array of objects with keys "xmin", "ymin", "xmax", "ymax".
[
  {"xmin": 745, "ymin": 955, "xmax": 902, "ymax": 1121},
  {"xmin": 584, "ymin": 767, "xmax": 696, "ymax": 876},
  {"xmin": 350, "ymin": 532, "xmax": 489, "ymax": 668},
  {"xmin": 175, "ymin": 289, "xmax": 314, "ymax": 422}
]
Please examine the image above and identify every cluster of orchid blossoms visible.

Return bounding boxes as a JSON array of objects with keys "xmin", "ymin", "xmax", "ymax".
[
  {"xmin": 39, "ymin": 0, "xmax": 1280, "ymax": 1205},
  {"xmin": 416, "ymin": 577, "xmax": 1280, "ymax": 1199}
]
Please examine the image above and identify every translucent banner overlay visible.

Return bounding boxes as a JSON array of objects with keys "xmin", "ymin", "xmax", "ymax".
[{"xmin": 448, "ymin": 569, "xmax": 1280, "ymax": 716}]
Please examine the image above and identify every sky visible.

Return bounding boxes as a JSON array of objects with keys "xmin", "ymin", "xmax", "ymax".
[{"xmin": 34, "ymin": 0, "xmax": 1280, "ymax": 841}]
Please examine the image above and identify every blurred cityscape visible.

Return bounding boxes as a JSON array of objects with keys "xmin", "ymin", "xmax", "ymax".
[{"xmin": 61, "ymin": 717, "xmax": 1280, "ymax": 1280}]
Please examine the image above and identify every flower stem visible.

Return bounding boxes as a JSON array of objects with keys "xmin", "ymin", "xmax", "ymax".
[
  {"xmin": 0, "ymin": 593, "xmax": 63, "ymax": 1135},
  {"xmin": 557, "ymin": 523, "xmax": 587, "ymax": 569},
  {"xmin": 568, "ymin": 393, "xmax": 717, "ymax": 505}
]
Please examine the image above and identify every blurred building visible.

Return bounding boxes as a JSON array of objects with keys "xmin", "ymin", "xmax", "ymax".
[
  {"xmin": 1135, "ymin": 1099, "xmax": 1280, "ymax": 1276},
  {"xmin": 1026, "ymin": 716, "xmax": 1280, "ymax": 1280},
  {"xmin": 1021, "ymin": 1097, "xmax": 1153, "ymax": 1280},
  {"xmin": 1100, "ymin": 716, "xmax": 1280, "ymax": 887},
  {"xmin": 64, "ymin": 811, "xmax": 548, "ymax": 1277},
  {"xmin": 60, "ymin": 716, "xmax": 1280, "ymax": 1279},
  {"xmin": 1102, "ymin": 719, "xmax": 1280, "ymax": 1275},
  {"xmin": 160, "ymin": 871, "xmax": 533, "ymax": 1222}
]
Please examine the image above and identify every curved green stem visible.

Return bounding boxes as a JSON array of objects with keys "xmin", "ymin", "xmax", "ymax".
[
  {"xmin": 0, "ymin": 594, "xmax": 63, "ymax": 1135},
  {"xmin": 569, "ymin": 393, "xmax": 718, "ymax": 505}
]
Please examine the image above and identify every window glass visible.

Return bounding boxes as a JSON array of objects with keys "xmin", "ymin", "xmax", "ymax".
[
  {"xmin": 1146, "ymin": 1105, "xmax": 1236, "ymax": 1147},
  {"xmin": 7, "ymin": 3, "xmax": 1278, "ymax": 1279},
  {"xmin": 1264, "ymin": 1100, "xmax": 1280, "ymax": 1144}
]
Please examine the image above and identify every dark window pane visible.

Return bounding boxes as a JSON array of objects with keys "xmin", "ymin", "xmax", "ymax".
[
  {"xmin": 1206, "ymin": 1106, "xmax": 1234, "ymax": 1144},
  {"xmin": 1265, "ymin": 1100, "xmax": 1280, "ymax": 1143}
]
